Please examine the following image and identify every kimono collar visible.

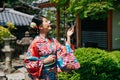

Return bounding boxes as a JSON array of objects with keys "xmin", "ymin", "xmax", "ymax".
[
  {"xmin": 34, "ymin": 34, "xmax": 51, "ymax": 43},
  {"xmin": 39, "ymin": 34, "xmax": 46, "ymax": 40}
]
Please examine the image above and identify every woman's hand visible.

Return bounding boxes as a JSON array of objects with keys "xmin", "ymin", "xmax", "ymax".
[
  {"xmin": 67, "ymin": 26, "xmax": 74, "ymax": 37},
  {"xmin": 65, "ymin": 63, "xmax": 73, "ymax": 70},
  {"xmin": 66, "ymin": 26, "xmax": 74, "ymax": 45},
  {"xmin": 43, "ymin": 55, "xmax": 56, "ymax": 64}
]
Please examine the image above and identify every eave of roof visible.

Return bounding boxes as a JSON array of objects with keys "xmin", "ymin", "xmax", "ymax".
[{"xmin": 0, "ymin": 8, "xmax": 34, "ymax": 26}]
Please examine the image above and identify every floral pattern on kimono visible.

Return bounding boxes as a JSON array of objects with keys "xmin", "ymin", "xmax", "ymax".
[{"xmin": 24, "ymin": 35, "xmax": 77, "ymax": 80}]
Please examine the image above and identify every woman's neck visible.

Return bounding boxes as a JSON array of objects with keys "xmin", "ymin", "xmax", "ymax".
[{"xmin": 39, "ymin": 33, "xmax": 47, "ymax": 38}]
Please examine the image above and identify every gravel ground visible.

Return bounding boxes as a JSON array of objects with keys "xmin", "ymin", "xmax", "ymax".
[{"xmin": 0, "ymin": 59, "xmax": 28, "ymax": 80}]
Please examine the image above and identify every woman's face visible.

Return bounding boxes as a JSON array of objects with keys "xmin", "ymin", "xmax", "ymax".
[{"xmin": 39, "ymin": 17, "xmax": 51, "ymax": 33}]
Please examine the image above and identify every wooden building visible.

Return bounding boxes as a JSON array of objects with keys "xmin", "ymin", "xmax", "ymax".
[
  {"xmin": 0, "ymin": 8, "xmax": 33, "ymax": 39},
  {"xmin": 78, "ymin": 10, "xmax": 120, "ymax": 50}
]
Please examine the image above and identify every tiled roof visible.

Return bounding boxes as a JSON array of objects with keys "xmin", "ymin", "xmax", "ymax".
[{"xmin": 0, "ymin": 8, "xmax": 34, "ymax": 26}]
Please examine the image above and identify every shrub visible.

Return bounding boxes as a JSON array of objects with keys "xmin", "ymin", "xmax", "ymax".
[
  {"xmin": 58, "ymin": 48, "xmax": 120, "ymax": 80},
  {"xmin": 0, "ymin": 22, "xmax": 16, "ymax": 43},
  {"xmin": 108, "ymin": 51, "xmax": 120, "ymax": 68}
]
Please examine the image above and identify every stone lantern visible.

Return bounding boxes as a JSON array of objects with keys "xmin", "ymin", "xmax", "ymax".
[
  {"xmin": 17, "ymin": 31, "xmax": 33, "ymax": 59},
  {"xmin": 1, "ymin": 37, "xmax": 16, "ymax": 73}
]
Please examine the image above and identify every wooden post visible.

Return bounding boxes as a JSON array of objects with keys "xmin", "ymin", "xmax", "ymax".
[
  {"xmin": 38, "ymin": 3, "xmax": 56, "ymax": 8},
  {"xmin": 76, "ymin": 14, "xmax": 81, "ymax": 48},
  {"xmin": 107, "ymin": 10, "xmax": 112, "ymax": 50},
  {"xmin": 56, "ymin": 8, "xmax": 60, "ymax": 41}
]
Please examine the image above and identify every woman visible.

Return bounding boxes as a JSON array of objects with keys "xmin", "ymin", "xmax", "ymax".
[{"xmin": 24, "ymin": 16, "xmax": 80, "ymax": 80}]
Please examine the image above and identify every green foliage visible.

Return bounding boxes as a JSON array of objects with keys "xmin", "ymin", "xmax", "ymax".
[
  {"xmin": 112, "ymin": 0, "xmax": 120, "ymax": 10},
  {"xmin": 48, "ymin": 28, "xmax": 56, "ymax": 38},
  {"xmin": 108, "ymin": 51, "xmax": 120, "ymax": 67},
  {"xmin": 6, "ymin": 22, "xmax": 16, "ymax": 30},
  {"xmin": 5, "ymin": 0, "xmax": 120, "ymax": 20},
  {"xmin": 4, "ymin": 0, "xmax": 20, "ymax": 7},
  {"xmin": 50, "ymin": 0, "xmax": 120, "ymax": 20},
  {"xmin": 0, "ymin": 26, "xmax": 13, "ymax": 38},
  {"xmin": 0, "ymin": 22, "xmax": 16, "ymax": 43},
  {"xmin": 58, "ymin": 48, "xmax": 120, "ymax": 80},
  {"xmin": 58, "ymin": 70, "xmax": 80, "ymax": 80},
  {"xmin": 50, "ymin": 0, "xmax": 68, "ymax": 8}
]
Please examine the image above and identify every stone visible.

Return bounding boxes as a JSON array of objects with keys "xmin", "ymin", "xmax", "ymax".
[
  {"xmin": 0, "ymin": 72, "xmax": 6, "ymax": 80},
  {"xmin": 16, "ymin": 31, "xmax": 33, "ymax": 60},
  {"xmin": 18, "ymin": 67, "xmax": 27, "ymax": 73},
  {"xmin": 19, "ymin": 55, "xmax": 25, "ymax": 60},
  {"xmin": 1, "ymin": 37, "xmax": 16, "ymax": 74},
  {"xmin": 0, "ymin": 72, "xmax": 5, "ymax": 76},
  {"xmin": 6, "ymin": 73, "xmax": 25, "ymax": 80},
  {"xmin": 17, "ymin": 67, "xmax": 31, "ymax": 80}
]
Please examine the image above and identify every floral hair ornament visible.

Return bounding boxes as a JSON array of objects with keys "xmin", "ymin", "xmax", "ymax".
[{"xmin": 30, "ymin": 22, "xmax": 39, "ymax": 29}]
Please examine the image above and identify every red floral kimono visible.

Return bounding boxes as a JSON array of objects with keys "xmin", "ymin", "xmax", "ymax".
[{"xmin": 24, "ymin": 35, "xmax": 80, "ymax": 80}]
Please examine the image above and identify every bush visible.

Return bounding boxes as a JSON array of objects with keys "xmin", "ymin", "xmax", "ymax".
[
  {"xmin": 0, "ymin": 22, "xmax": 16, "ymax": 43},
  {"xmin": 108, "ymin": 51, "xmax": 120, "ymax": 68},
  {"xmin": 58, "ymin": 48, "xmax": 120, "ymax": 80}
]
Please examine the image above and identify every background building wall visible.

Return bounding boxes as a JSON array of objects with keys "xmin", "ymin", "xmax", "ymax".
[{"xmin": 112, "ymin": 10, "xmax": 120, "ymax": 49}]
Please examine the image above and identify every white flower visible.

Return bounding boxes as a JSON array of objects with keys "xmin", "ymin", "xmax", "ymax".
[{"xmin": 30, "ymin": 22, "xmax": 36, "ymax": 28}]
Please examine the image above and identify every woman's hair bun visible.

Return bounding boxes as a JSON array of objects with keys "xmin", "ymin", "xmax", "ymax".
[
  {"xmin": 32, "ymin": 16, "xmax": 43, "ymax": 26},
  {"xmin": 30, "ymin": 15, "xmax": 44, "ymax": 29}
]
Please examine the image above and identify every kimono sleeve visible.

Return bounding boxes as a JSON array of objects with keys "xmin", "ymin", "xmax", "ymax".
[
  {"xmin": 24, "ymin": 42, "xmax": 43, "ymax": 77},
  {"xmin": 56, "ymin": 38, "xmax": 80, "ymax": 72},
  {"xmin": 54, "ymin": 39, "xmax": 75, "ymax": 72},
  {"xmin": 54, "ymin": 39, "xmax": 74, "ymax": 57}
]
